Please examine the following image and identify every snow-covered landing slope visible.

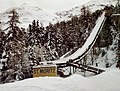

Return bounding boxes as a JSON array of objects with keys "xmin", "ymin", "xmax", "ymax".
[
  {"xmin": 67, "ymin": 12, "xmax": 106, "ymax": 59},
  {"xmin": 0, "ymin": 68, "xmax": 120, "ymax": 91},
  {"xmin": 51, "ymin": 12, "xmax": 106, "ymax": 64}
]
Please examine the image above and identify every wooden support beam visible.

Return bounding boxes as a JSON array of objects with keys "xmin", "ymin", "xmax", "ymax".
[{"xmin": 112, "ymin": 14, "xmax": 120, "ymax": 16}]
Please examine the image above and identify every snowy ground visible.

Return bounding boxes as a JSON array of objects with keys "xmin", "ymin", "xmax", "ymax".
[{"xmin": 0, "ymin": 67, "xmax": 120, "ymax": 91}]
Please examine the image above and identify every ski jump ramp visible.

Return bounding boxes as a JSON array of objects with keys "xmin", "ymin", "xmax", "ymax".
[{"xmin": 48, "ymin": 12, "xmax": 106, "ymax": 64}]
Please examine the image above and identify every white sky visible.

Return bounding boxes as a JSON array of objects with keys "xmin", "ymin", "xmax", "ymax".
[{"xmin": 0, "ymin": 0, "xmax": 91, "ymax": 13}]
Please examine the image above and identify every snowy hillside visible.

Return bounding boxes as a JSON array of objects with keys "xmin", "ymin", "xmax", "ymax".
[
  {"xmin": 0, "ymin": 3, "xmax": 63, "ymax": 30},
  {"xmin": 0, "ymin": 0, "xmax": 117, "ymax": 29},
  {"xmin": 0, "ymin": 68, "xmax": 120, "ymax": 91},
  {"xmin": 0, "ymin": 0, "xmax": 117, "ymax": 30},
  {"xmin": 56, "ymin": 0, "xmax": 117, "ymax": 19}
]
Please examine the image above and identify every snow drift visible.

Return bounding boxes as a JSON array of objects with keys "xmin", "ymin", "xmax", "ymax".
[{"xmin": 0, "ymin": 68, "xmax": 120, "ymax": 91}]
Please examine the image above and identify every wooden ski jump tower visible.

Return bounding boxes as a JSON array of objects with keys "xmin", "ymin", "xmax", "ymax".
[
  {"xmin": 32, "ymin": 2, "xmax": 120, "ymax": 77},
  {"xmin": 33, "ymin": 12, "xmax": 106, "ymax": 77}
]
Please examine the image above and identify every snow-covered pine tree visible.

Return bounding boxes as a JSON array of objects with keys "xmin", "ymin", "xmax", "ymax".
[
  {"xmin": 2, "ymin": 9, "xmax": 28, "ymax": 82},
  {"xmin": 27, "ymin": 20, "xmax": 54, "ymax": 66},
  {"xmin": 45, "ymin": 23, "xmax": 62, "ymax": 58}
]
